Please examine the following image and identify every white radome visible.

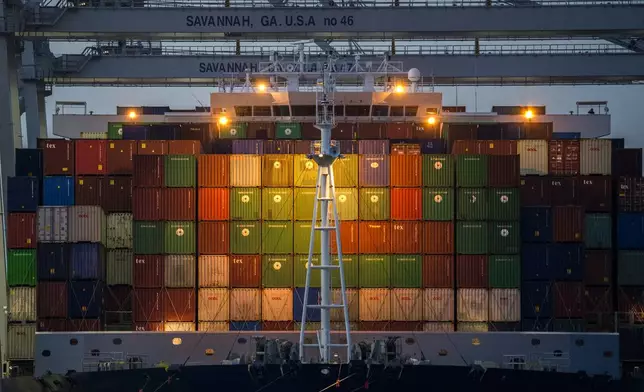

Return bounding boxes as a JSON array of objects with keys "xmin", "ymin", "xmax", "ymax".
[{"xmin": 408, "ymin": 68, "xmax": 421, "ymax": 82}]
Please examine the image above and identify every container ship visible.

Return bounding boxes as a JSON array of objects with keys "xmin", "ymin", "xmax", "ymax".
[{"xmin": 3, "ymin": 69, "xmax": 644, "ymax": 392}]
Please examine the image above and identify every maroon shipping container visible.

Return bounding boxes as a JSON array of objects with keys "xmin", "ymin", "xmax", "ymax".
[
  {"xmin": 553, "ymin": 282, "xmax": 584, "ymax": 318},
  {"xmin": 67, "ymin": 319, "xmax": 102, "ymax": 331},
  {"xmin": 520, "ymin": 177, "xmax": 552, "ymax": 206},
  {"xmin": 579, "ymin": 176, "xmax": 612, "ymax": 212},
  {"xmin": 262, "ymin": 321, "xmax": 294, "ymax": 331},
  {"xmin": 106, "ymin": 140, "xmax": 135, "ymax": 175},
  {"xmin": 105, "ymin": 285, "xmax": 132, "ymax": 324},
  {"xmin": 104, "ymin": 176, "xmax": 133, "ymax": 213},
  {"xmin": 478, "ymin": 140, "xmax": 517, "ymax": 156},
  {"xmin": 619, "ymin": 177, "xmax": 644, "ymax": 212},
  {"xmin": 134, "ymin": 322, "xmax": 164, "ymax": 332},
  {"xmin": 164, "ymin": 288, "xmax": 196, "ymax": 322},
  {"xmin": 133, "ymin": 255, "xmax": 164, "ymax": 288},
  {"xmin": 584, "ymin": 286, "xmax": 613, "ymax": 315},
  {"xmin": 38, "ymin": 139, "xmax": 74, "ymax": 175},
  {"xmin": 198, "ymin": 155, "xmax": 230, "ymax": 187},
  {"xmin": 451, "ymin": 140, "xmax": 479, "ymax": 154},
  {"xmin": 133, "ymin": 188, "xmax": 162, "ymax": 220},
  {"xmin": 358, "ymin": 222, "xmax": 391, "ymax": 254},
  {"xmin": 133, "ymin": 288, "xmax": 164, "ymax": 322},
  {"xmin": 584, "ymin": 250, "xmax": 612, "ymax": 286},
  {"xmin": 411, "ymin": 122, "xmax": 441, "ymax": 139},
  {"xmin": 391, "ymin": 188, "xmax": 422, "ymax": 220},
  {"xmin": 230, "ymin": 255, "xmax": 261, "ymax": 287},
  {"xmin": 301, "ymin": 123, "xmax": 319, "ymax": 140},
  {"xmin": 488, "ymin": 155, "xmax": 520, "ymax": 188},
  {"xmin": 391, "ymin": 221, "xmax": 422, "ymax": 254},
  {"xmin": 330, "ymin": 221, "xmax": 359, "ymax": 255},
  {"xmin": 199, "ymin": 222, "xmax": 230, "ymax": 254},
  {"xmin": 613, "ymin": 149, "xmax": 642, "ymax": 178},
  {"xmin": 456, "ymin": 255, "xmax": 488, "ymax": 288},
  {"xmin": 524, "ymin": 122, "xmax": 553, "ymax": 140},
  {"xmin": 168, "ymin": 140, "xmax": 202, "ymax": 156},
  {"xmin": 133, "ymin": 155, "xmax": 164, "ymax": 188},
  {"xmin": 37, "ymin": 319, "xmax": 68, "ymax": 332},
  {"xmin": 137, "ymin": 140, "xmax": 167, "ymax": 155},
  {"xmin": 423, "ymin": 221, "xmax": 454, "ymax": 254},
  {"xmin": 37, "ymin": 282, "xmax": 68, "ymax": 318},
  {"xmin": 75, "ymin": 176, "xmax": 104, "ymax": 206},
  {"xmin": 248, "ymin": 122, "xmax": 275, "ymax": 139},
  {"xmin": 162, "ymin": 188, "xmax": 195, "ymax": 221},
  {"xmin": 294, "ymin": 141, "xmax": 313, "ymax": 155},
  {"xmin": 388, "ymin": 321, "xmax": 424, "ymax": 331},
  {"xmin": 423, "ymin": 255, "xmax": 454, "ymax": 288},
  {"xmin": 359, "ymin": 321, "xmax": 390, "ymax": 331},
  {"xmin": 386, "ymin": 123, "xmax": 412, "ymax": 139},
  {"xmin": 75, "ymin": 140, "xmax": 107, "ymax": 175},
  {"xmin": 553, "ymin": 206, "xmax": 583, "ymax": 242},
  {"xmin": 618, "ymin": 286, "xmax": 644, "ymax": 313},
  {"xmin": 7, "ymin": 213, "xmax": 36, "ymax": 249},
  {"xmin": 390, "ymin": 155, "xmax": 422, "ymax": 187},
  {"xmin": 550, "ymin": 177, "xmax": 579, "ymax": 206},
  {"xmin": 332, "ymin": 123, "xmax": 356, "ymax": 140},
  {"xmin": 356, "ymin": 123, "xmax": 386, "ymax": 139},
  {"xmin": 548, "ymin": 140, "xmax": 580, "ymax": 176}
]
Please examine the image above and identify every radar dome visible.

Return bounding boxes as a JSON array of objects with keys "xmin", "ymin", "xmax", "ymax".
[{"xmin": 408, "ymin": 68, "xmax": 421, "ymax": 82}]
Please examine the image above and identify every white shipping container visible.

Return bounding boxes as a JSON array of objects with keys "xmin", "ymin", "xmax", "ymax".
[
  {"xmin": 9, "ymin": 287, "xmax": 36, "ymax": 321},
  {"xmin": 165, "ymin": 255, "xmax": 196, "ymax": 288},
  {"xmin": 518, "ymin": 140, "xmax": 548, "ymax": 176},
  {"xmin": 198, "ymin": 288, "xmax": 229, "ymax": 321},
  {"xmin": 580, "ymin": 139, "xmax": 612, "ymax": 175},
  {"xmin": 68, "ymin": 206, "xmax": 106, "ymax": 243},
  {"xmin": 423, "ymin": 288, "xmax": 454, "ymax": 321},
  {"xmin": 198, "ymin": 255, "xmax": 229, "ymax": 288},
  {"xmin": 106, "ymin": 213, "xmax": 133, "ymax": 249},
  {"xmin": 198, "ymin": 322, "xmax": 229, "ymax": 331},
  {"xmin": 359, "ymin": 289, "xmax": 391, "ymax": 321},
  {"xmin": 164, "ymin": 322, "xmax": 196, "ymax": 332},
  {"xmin": 390, "ymin": 288, "xmax": 423, "ymax": 321},
  {"xmin": 489, "ymin": 288, "xmax": 521, "ymax": 322},
  {"xmin": 229, "ymin": 288, "xmax": 261, "ymax": 321},
  {"xmin": 423, "ymin": 322, "xmax": 454, "ymax": 332},
  {"xmin": 230, "ymin": 155, "xmax": 261, "ymax": 186},
  {"xmin": 457, "ymin": 289, "xmax": 489, "ymax": 322},
  {"xmin": 331, "ymin": 289, "xmax": 359, "ymax": 321},
  {"xmin": 458, "ymin": 322, "xmax": 489, "ymax": 332},
  {"xmin": 261, "ymin": 288, "xmax": 294, "ymax": 321},
  {"xmin": 37, "ymin": 206, "xmax": 68, "ymax": 242},
  {"xmin": 106, "ymin": 249, "xmax": 133, "ymax": 285},
  {"xmin": 8, "ymin": 324, "xmax": 35, "ymax": 359}
]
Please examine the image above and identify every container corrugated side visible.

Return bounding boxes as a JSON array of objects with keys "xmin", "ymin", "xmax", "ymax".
[
  {"xmin": 423, "ymin": 188, "xmax": 453, "ymax": 220},
  {"xmin": 198, "ymin": 255, "xmax": 229, "ymax": 287},
  {"xmin": 7, "ymin": 324, "xmax": 36, "ymax": 359},
  {"xmin": 333, "ymin": 155, "xmax": 359, "ymax": 187},
  {"xmin": 391, "ymin": 221, "xmax": 421, "ymax": 254},
  {"xmin": 423, "ymin": 322, "xmax": 454, "ymax": 332},
  {"xmin": 70, "ymin": 243, "xmax": 105, "ymax": 280},
  {"xmin": 164, "ymin": 322, "xmax": 196, "ymax": 332},
  {"xmin": 37, "ymin": 206, "xmax": 68, "ymax": 242},
  {"xmin": 262, "ymin": 155, "xmax": 294, "ymax": 187},
  {"xmin": 423, "ymin": 288, "xmax": 454, "ymax": 321},
  {"xmin": 488, "ymin": 222, "xmax": 520, "ymax": 254},
  {"xmin": 359, "ymin": 188, "xmax": 390, "ymax": 220},
  {"xmin": 7, "ymin": 250, "xmax": 36, "ymax": 287},
  {"xmin": 458, "ymin": 322, "xmax": 489, "ymax": 332},
  {"xmin": 423, "ymin": 221, "xmax": 454, "ymax": 254},
  {"xmin": 7, "ymin": 213, "xmax": 36, "ymax": 249},
  {"xmin": 164, "ymin": 155, "xmax": 197, "ymax": 188},
  {"xmin": 390, "ymin": 288, "xmax": 423, "ymax": 321},
  {"xmin": 198, "ymin": 155, "xmax": 229, "ymax": 187},
  {"xmin": 422, "ymin": 255, "xmax": 453, "ymax": 288},
  {"xmin": 9, "ymin": 287, "xmax": 36, "ymax": 321},
  {"xmin": 293, "ymin": 154, "xmax": 318, "ymax": 187},
  {"xmin": 262, "ymin": 188, "xmax": 294, "ymax": 220},
  {"xmin": 518, "ymin": 140, "xmax": 548, "ymax": 176},
  {"xmin": 359, "ymin": 155, "xmax": 390, "ymax": 187},
  {"xmin": 489, "ymin": 288, "xmax": 520, "ymax": 321},
  {"xmin": 230, "ymin": 255, "xmax": 261, "ymax": 287},
  {"xmin": 198, "ymin": 288, "xmax": 229, "ymax": 321},
  {"xmin": 133, "ymin": 255, "xmax": 164, "ymax": 288},
  {"xmin": 162, "ymin": 188, "xmax": 196, "ymax": 221},
  {"xmin": 261, "ymin": 221, "xmax": 293, "ymax": 254},
  {"xmin": 106, "ymin": 213, "xmax": 133, "ymax": 249},
  {"xmin": 456, "ymin": 221, "xmax": 488, "ymax": 254},
  {"xmin": 553, "ymin": 206, "xmax": 584, "ymax": 243},
  {"xmin": 584, "ymin": 213, "xmax": 612, "ymax": 249},
  {"xmin": 106, "ymin": 249, "xmax": 133, "ymax": 285},
  {"xmin": 164, "ymin": 255, "xmax": 196, "ymax": 288},
  {"xmin": 262, "ymin": 255, "xmax": 294, "ymax": 288},
  {"xmin": 488, "ymin": 188, "xmax": 520, "ymax": 221},
  {"xmin": 581, "ymin": 139, "xmax": 612, "ymax": 175},
  {"xmin": 618, "ymin": 251, "xmax": 644, "ymax": 286},
  {"xmin": 42, "ymin": 176, "xmax": 73, "ymax": 206},
  {"xmin": 489, "ymin": 255, "xmax": 520, "ymax": 288},
  {"xmin": 423, "ymin": 155, "xmax": 454, "ymax": 187},
  {"xmin": 230, "ymin": 155, "xmax": 261, "ymax": 187},
  {"xmin": 390, "ymin": 155, "xmax": 421, "ymax": 187},
  {"xmin": 331, "ymin": 289, "xmax": 359, "ymax": 321},
  {"xmin": 37, "ymin": 282, "xmax": 67, "ymax": 318},
  {"xmin": 230, "ymin": 188, "xmax": 261, "ymax": 220},
  {"xmin": 456, "ymin": 155, "xmax": 488, "ymax": 187},
  {"xmin": 230, "ymin": 222, "xmax": 261, "ymax": 254},
  {"xmin": 457, "ymin": 288, "xmax": 489, "ymax": 322},
  {"xmin": 359, "ymin": 288, "xmax": 391, "ymax": 321},
  {"xmin": 391, "ymin": 188, "xmax": 421, "ymax": 220},
  {"xmin": 358, "ymin": 222, "xmax": 390, "ymax": 254},
  {"xmin": 456, "ymin": 255, "xmax": 488, "ymax": 288},
  {"xmin": 68, "ymin": 206, "xmax": 106, "ymax": 243},
  {"xmin": 133, "ymin": 222, "xmax": 164, "ymax": 254},
  {"xmin": 358, "ymin": 255, "xmax": 391, "ymax": 288},
  {"xmin": 198, "ymin": 322, "xmax": 229, "ymax": 331},
  {"xmin": 261, "ymin": 288, "xmax": 294, "ymax": 321},
  {"xmin": 457, "ymin": 188, "xmax": 488, "ymax": 220},
  {"xmin": 164, "ymin": 288, "xmax": 196, "ymax": 322},
  {"xmin": 391, "ymin": 255, "xmax": 422, "ymax": 288},
  {"xmin": 164, "ymin": 221, "xmax": 196, "ymax": 254},
  {"xmin": 229, "ymin": 288, "xmax": 261, "ymax": 320},
  {"xmin": 198, "ymin": 188, "xmax": 229, "ymax": 221}
]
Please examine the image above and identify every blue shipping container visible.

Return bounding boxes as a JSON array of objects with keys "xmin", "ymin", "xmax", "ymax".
[
  {"xmin": 293, "ymin": 287, "xmax": 321, "ymax": 322},
  {"xmin": 521, "ymin": 282, "xmax": 553, "ymax": 319},
  {"xmin": 232, "ymin": 140, "xmax": 264, "ymax": 155},
  {"xmin": 68, "ymin": 280, "xmax": 104, "ymax": 319},
  {"xmin": 43, "ymin": 176, "xmax": 74, "ymax": 206},
  {"xmin": 122, "ymin": 125, "xmax": 149, "ymax": 140},
  {"xmin": 521, "ymin": 207, "xmax": 552, "ymax": 243},
  {"xmin": 521, "ymin": 318, "xmax": 553, "ymax": 332},
  {"xmin": 617, "ymin": 213, "xmax": 644, "ymax": 250},
  {"xmin": 8, "ymin": 176, "xmax": 39, "ymax": 213},
  {"xmin": 552, "ymin": 132, "xmax": 581, "ymax": 140},
  {"xmin": 420, "ymin": 139, "xmax": 446, "ymax": 154},
  {"xmin": 70, "ymin": 243, "xmax": 105, "ymax": 280},
  {"xmin": 549, "ymin": 243, "xmax": 584, "ymax": 281},
  {"xmin": 148, "ymin": 124, "xmax": 177, "ymax": 140},
  {"xmin": 37, "ymin": 243, "xmax": 69, "ymax": 281},
  {"xmin": 358, "ymin": 140, "xmax": 389, "ymax": 155},
  {"xmin": 521, "ymin": 244, "xmax": 554, "ymax": 281},
  {"xmin": 229, "ymin": 321, "xmax": 262, "ymax": 331},
  {"xmin": 15, "ymin": 149, "xmax": 43, "ymax": 178}
]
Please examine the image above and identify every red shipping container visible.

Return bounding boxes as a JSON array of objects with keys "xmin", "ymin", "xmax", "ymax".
[
  {"xmin": 134, "ymin": 322, "xmax": 164, "ymax": 332},
  {"xmin": 133, "ymin": 255, "xmax": 164, "ymax": 288},
  {"xmin": 199, "ymin": 222, "xmax": 230, "ymax": 254},
  {"xmin": 133, "ymin": 155, "xmax": 164, "ymax": 188},
  {"xmin": 584, "ymin": 286, "xmax": 613, "ymax": 315},
  {"xmin": 162, "ymin": 188, "xmax": 195, "ymax": 220},
  {"xmin": 37, "ymin": 319, "xmax": 68, "ymax": 332},
  {"xmin": 548, "ymin": 140, "xmax": 580, "ymax": 176},
  {"xmin": 164, "ymin": 288, "xmax": 196, "ymax": 322},
  {"xmin": 520, "ymin": 177, "xmax": 552, "ymax": 206},
  {"xmin": 67, "ymin": 319, "xmax": 102, "ymax": 331},
  {"xmin": 584, "ymin": 250, "xmax": 612, "ymax": 286},
  {"xmin": 553, "ymin": 206, "xmax": 583, "ymax": 242},
  {"xmin": 75, "ymin": 140, "xmax": 107, "ymax": 175},
  {"xmin": 75, "ymin": 176, "xmax": 104, "ymax": 206},
  {"xmin": 356, "ymin": 123, "xmax": 386, "ymax": 139},
  {"xmin": 104, "ymin": 176, "xmax": 133, "ymax": 213},
  {"xmin": 133, "ymin": 288, "xmax": 164, "ymax": 322},
  {"xmin": 478, "ymin": 140, "xmax": 517, "ymax": 156},
  {"xmin": 38, "ymin": 139, "xmax": 74, "ymax": 175},
  {"xmin": 358, "ymin": 221, "xmax": 391, "ymax": 254},
  {"xmin": 168, "ymin": 140, "xmax": 202, "ymax": 156},
  {"xmin": 262, "ymin": 321, "xmax": 294, "ymax": 331},
  {"xmin": 550, "ymin": 177, "xmax": 579, "ymax": 206},
  {"xmin": 579, "ymin": 176, "xmax": 612, "ymax": 212},
  {"xmin": 451, "ymin": 140, "xmax": 479, "ymax": 154},
  {"xmin": 618, "ymin": 286, "xmax": 644, "ymax": 313},
  {"xmin": 488, "ymin": 155, "xmax": 520, "ymax": 187},
  {"xmin": 391, "ymin": 188, "xmax": 422, "ymax": 220},
  {"xmin": 386, "ymin": 122, "xmax": 412, "ymax": 139},
  {"xmin": 230, "ymin": 255, "xmax": 261, "ymax": 287},
  {"xmin": 456, "ymin": 255, "xmax": 488, "ymax": 288},
  {"xmin": 198, "ymin": 155, "xmax": 230, "ymax": 187},
  {"xmin": 391, "ymin": 221, "xmax": 422, "ymax": 254},
  {"xmin": 330, "ymin": 221, "xmax": 359, "ymax": 255},
  {"xmin": 198, "ymin": 188, "xmax": 229, "ymax": 220},
  {"xmin": 106, "ymin": 140, "xmax": 135, "ymax": 175},
  {"xmin": 137, "ymin": 140, "xmax": 167, "ymax": 155},
  {"xmin": 422, "ymin": 221, "xmax": 454, "ymax": 254},
  {"xmin": 37, "ymin": 282, "xmax": 68, "ymax": 318},
  {"xmin": 332, "ymin": 123, "xmax": 356, "ymax": 140},
  {"xmin": 133, "ymin": 188, "xmax": 162, "ymax": 220},
  {"xmin": 423, "ymin": 255, "xmax": 454, "ymax": 288},
  {"xmin": 388, "ymin": 321, "xmax": 424, "ymax": 331},
  {"xmin": 390, "ymin": 155, "xmax": 422, "ymax": 187},
  {"xmin": 7, "ymin": 213, "xmax": 36, "ymax": 248},
  {"xmin": 553, "ymin": 282, "xmax": 584, "ymax": 318}
]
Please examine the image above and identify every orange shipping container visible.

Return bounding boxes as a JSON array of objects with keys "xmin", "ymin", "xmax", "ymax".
[
  {"xmin": 391, "ymin": 221, "xmax": 421, "ymax": 254},
  {"xmin": 197, "ymin": 288, "xmax": 229, "ymax": 321},
  {"xmin": 391, "ymin": 188, "xmax": 422, "ymax": 220},
  {"xmin": 261, "ymin": 288, "xmax": 294, "ymax": 321},
  {"xmin": 422, "ymin": 221, "xmax": 454, "ymax": 254},
  {"xmin": 330, "ymin": 221, "xmax": 359, "ymax": 255},
  {"xmin": 198, "ymin": 256, "xmax": 229, "ymax": 288},
  {"xmin": 198, "ymin": 188, "xmax": 229, "ymax": 220},
  {"xmin": 137, "ymin": 140, "xmax": 167, "ymax": 155},
  {"xmin": 424, "ymin": 288, "xmax": 454, "ymax": 321},
  {"xmin": 230, "ymin": 255, "xmax": 261, "ymax": 287},
  {"xmin": 358, "ymin": 222, "xmax": 391, "ymax": 254},
  {"xmin": 168, "ymin": 140, "xmax": 202, "ymax": 156},
  {"xmin": 390, "ymin": 155, "xmax": 421, "ymax": 187},
  {"xmin": 198, "ymin": 222, "xmax": 229, "ymax": 254},
  {"xmin": 359, "ymin": 289, "xmax": 391, "ymax": 321},
  {"xmin": 229, "ymin": 288, "xmax": 261, "ymax": 320},
  {"xmin": 478, "ymin": 140, "xmax": 517, "ymax": 156},
  {"xmin": 390, "ymin": 288, "xmax": 423, "ymax": 321},
  {"xmin": 198, "ymin": 155, "xmax": 230, "ymax": 187}
]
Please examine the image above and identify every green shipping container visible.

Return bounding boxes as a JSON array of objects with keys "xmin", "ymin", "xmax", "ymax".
[
  {"xmin": 488, "ymin": 222, "xmax": 520, "ymax": 255},
  {"xmin": 107, "ymin": 123, "xmax": 123, "ymax": 139},
  {"xmin": 230, "ymin": 221, "xmax": 262, "ymax": 254},
  {"xmin": 262, "ymin": 221, "xmax": 293, "ymax": 254},
  {"xmin": 488, "ymin": 255, "xmax": 520, "ymax": 288},
  {"xmin": 618, "ymin": 251, "xmax": 644, "ymax": 286},
  {"xmin": 584, "ymin": 213, "xmax": 612, "ymax": 249},
  {"xmin": 359, "ymin": 188, "xmax": 390, "ymax": 220},
  {"xmin": 456, "ymin": 155, "xmax": 488, "ymax": 187},
  {"xmin": 263, "ymin": 155, "xmax": 294, "ymax": 187},
  {"xmin": 293, "ymin": 221, "xmax": 320, "ymax": 254},
  {"xmin": 7, "ymin": 250, "xmax": 36, "ymax": 287},
  {"xmin": 262, "ymin": 188, "xmax": 294, "ymax": 220},
  {"xmin": 423, "ymin": 155, "xmax": 454, "ymax": 187},
  {"xmin": 359, "ymin": 255, "xmax": 391, "ymax": 288},
  {"xmin": 294, "ymin": 255, "xmax": 320, "ymax": 288},
  {"xmin": 164, "ymin": 221, "xmax": 196, "ymax": 254},
  {"xmin": 423, "ymin": 188, "xmax": 454, "ymax": 221},
  {"xmin": 334, "ymin": 188, "xmax": 359, "ymax": 221},
  {"xmin": 457, "ymin": 188, "xmax": 488, "ymax": 220},
  {"xmin": 391, "ymin": 255, "xmax": 422, "ymax": 288},
  {"xmin": 488, "ymin": 188, "xmax": 520, "ymax": 221},
  {"xmin": 219, "ymin": 122, "xmax": 248, "ymax": 139},
  {"xmin": 334, "ymin": 155, "xmax": 359, "ymax": 187},
  {"xmin": 294, "ymin": 155, "xmax": 318, "ymax": 187},
  {"xmin": 276, "ymin": 123, "xmax": 302, "ymax": 139},
  {"xmin": 230, "ymin": 188, "xmax": 261, "ymax": 220},
  {"xmin": 134, "ymin": 221, "xmax": 164, "ymax": 254},
  {"xmin": 164, "ymin": 155, "xmax": 197, "ymax": 187},
  {"xmin": 456, "ymin": 221, "xmax": 488, "ymax": 254},
  {"xmin": 294, "ymin": 188, "xmax": 317, "ymax": 220},
  {"xmin": 262, "ymin": 255, "xmax": 294, "ymax": 288},
  {"xmin": 332, "ymin": 255, "xmax": 359, "ymax": 288}
]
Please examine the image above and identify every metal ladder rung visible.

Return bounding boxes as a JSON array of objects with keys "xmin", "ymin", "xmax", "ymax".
[
  {"xmin": 314, "ymin": 226, "xmax": 336, "ymax": 231},
  {"xmin": 310, "ymin": 265, "xmax": 339, "ymax": 270},
  {"xmin": 302, "ymin": 343, "xmax": 349, "ymax": 348},
  {"xmin": 306, "ymin": 304, "xmax": 344, "ymax": 309},
  {"xmin": 317, "ymin": 197, "xmax": 333, "ymax": 201}
]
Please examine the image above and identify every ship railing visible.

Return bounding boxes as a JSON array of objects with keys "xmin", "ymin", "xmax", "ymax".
[
  {"xmin": 81, "ymin": 352, "xmax": 151, "ymax": 372},
  {"xmin": 529, "ymin": 351, "xmax": 571, "ymax": 372},
  {"xmin": 501, "ymin": 354, "xmax": 528, "ymax": 370}
]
